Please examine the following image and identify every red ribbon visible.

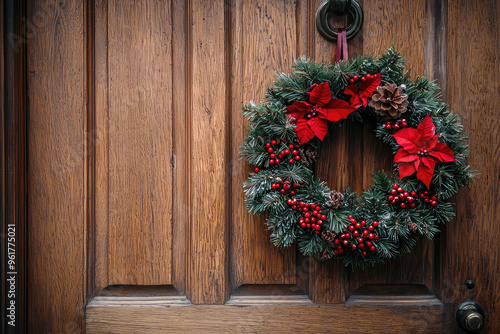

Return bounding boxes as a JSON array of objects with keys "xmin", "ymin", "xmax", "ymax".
[{"xmin": 335, "ymin": 28, "xmax": 348, "ymax": 63}]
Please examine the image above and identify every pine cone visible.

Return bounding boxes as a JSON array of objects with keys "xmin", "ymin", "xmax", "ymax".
[
  {"xmin": 298, "ymin": 148, "xmax": 317, "ymax": 166},
  {"xmin": 321, "ymin": 230, "xmax": 336, "ymax": 242},
  {"xmin": 408, "ymin": 222, "xmax": 418, "ymax": 233},
  {"xmin": 369, "ymin": 83, "xmax": 409, "ymax": 119},
  {"xmin": 325, "ymin": 191, "xmax": 344, "ymax": 209}
]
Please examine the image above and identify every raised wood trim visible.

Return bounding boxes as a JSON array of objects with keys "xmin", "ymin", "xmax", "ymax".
[{"xmin": 86, "ymin": 298, "xmax": 452, "ymax": 333}]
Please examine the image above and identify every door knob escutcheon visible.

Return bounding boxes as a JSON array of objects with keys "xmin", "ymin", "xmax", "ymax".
[{"xmin": 456, "ymin": 301, "xmax": 486, "ymax": 333}]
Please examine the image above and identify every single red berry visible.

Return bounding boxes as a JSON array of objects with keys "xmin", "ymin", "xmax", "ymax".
[
  {"xmin": 304, "ymin": 218, "xmax": 310, "ymax": 223},
  {"xmin": 315, "ymin": 225, "xmax": 321, "ymax": 231},
  {"xmin": 361, "ymin": 221, "xmax": 366, "ymax": 226},
  {"xmin": 353, "ymin": 230, "xmax": 359, "ymax": 237},
  {"xmin": 300, "ymin": 223, "xmax": 306, "ymax": 228},
  {"xmin": 315, "ymin": 205, "xmax": 321, "ymax": 211},
  {"xmin": 350, "ymin": 219, "xmax": 357, "ymax": 224},
  {"xmin": 306, "ymin": 223, "xmax": 311, "ymax": 228},
  {"xmin": 370, "ymin": 246, "xmax": 376, "ymax": 252},
  {"xmin": 348, "ymin": 214, "xmax": 353, "ymax": 219},
  {"xmin": 335, "ymin": 239, "xmax": 340, "ymax": 245},
  {"xmin": 374, "ymin": 235, "xmax": 379, "ymax": 240},
  {"xmin": 321, "ymin": 214, "xmax": 327, "ymax": 220},
  {"xmin": 362, "ymin": 252, "xmax": 367, "ymax": 256},
  {"xmin": 393, "ymin": 123, "xmax": 400, "ymax": 130},
  {"xmin": 360, "ymin": 76, "xmax": 366, "ymax": 81},
  {"xmin": 304, "ymin": 212, "xmax": 311, "ymax": 218},
  {"xmin": 366, "ymin": 73, "xmax": 371, "ymax": 79},
  {"xmin": 411, "ymin": 191, "xmax": 417, "ymax": 197},
  {"xmin": 368, "ymin": 233, "xmax": 374, "ymax": 239},
  {"xmin": 394, "ymin": 196, "xmax": 400, "ymax": 202},
  {"xmin": 271, "ymin": 140, "xmax": 277, "ymax": 145},
  {"xmin": 367, "ymin": 241, "xmax": 372, "ymax": 247},
  {"xmin": 390, "ymin": 189, "xmax": 397, "ymax": 195},
  {"xmin": 348, "ymin": 225, "xmax": 355, "ymax": 231},
  {"xmin": 343, "ymin": 240, "xmax": 349, "ymax": 246},
  {"xmin": 388, "ymin": 196, "xmax": 394, "ymax": 201},
  {"xmin": 357, "ymin": 238, "xmax": 363, "ymax": 243},
  {"xmin": 269, "ymin": 159, "xmax": 275, "ymax": 164},
  {"xmin": 295, "ymin": 155, "xmax": 301, "ymax": 161},
  {"xmin": 368, "ymin": 225, "xmax": 374, "ymax": 231},
  {"xmin": 353, "ymin": 75, "xmax": 359, "ymax": 81},
  {"xmin": 355, "ymin": 222, "xmax": 361, "ymax": 229},
  {"xmin": 363, "ymin": 230, "xmax": 369, "ymax": 236},
  {"xmin": 349, "ymin": 78, "xmax": 355, "ymax": 84},
  {"xmin": 266, "ymin": 143, "xmax": 271, "ymax": 148},
  {"xmin": 288, "ymin": 159, "xmax": 294, "ymax": 163},
  {"xmin": 290, "ymin": 191, "xmax": 296, "ymax": 195},
  {"xmin": 359, "ymin": 243, "xmax": 365, "ymax": 249},
  {"xmin": 345, "ymin": 233, "xmax": 351, "ymax": 239},
  {"xmin": 385, "ymin": 123, "xmax": 392, "ymax": 130},
  {"xmin": 313, "ymin": 210, "xmax": 319, "ymax": 216},
  {"xmin": 431, "ymin": 200, "xmax": 437, "ymax": 206},
  {"xmin": 403, "ymin": 192, "xmax": 409, "ymax": 197},
  {"xmin": 410, "ymin": 203, "xmax": 416, "ymax": 208},
  {"xmin": 311, "ymin": 217, "xmax": 316, "ymax": 222},
  {"xmin": 275, "ymin": 159, "xmax": 280, "ymax": 164},
  {"xmin": 372, "ymin": 221, "xmax": 379, "ymax": 227},
  {"xmin": 351, "ymin": 244, "xmax": 357, "ymax": 250},
  {"xmin": 280, "ymin": 189, "xmax": 285, "ymax": 194},
  {"xmin": 393, "ymin": 184, "xmax": 399, "ymax": 189},
  {"xmin": 288, "ymin": 144, "xmax": 294, "ymax": 149},
  {"xmin": 254, "ymin": 167, "xmax": 260, "ymax": 173},
  {"xmin": 268, "ymin": 147, "xmax": 274, "ymax": 153},
  {"xmin": 397, "ymin": 187, "xmax": 404, "ymax": 193},
  {"xmin": 431, "ymin": 196, "xmax": 437, "ymax": 200},
  {"xmin": 292, "ymin": 205, "xmax": 297, "ymax": 210},
  {"xmin": 304, "ymin": 203, "xmax": 310, "ymax": 207},
  {"xmin": 284, "ymin": 149, "xmax": 290, "ymax": 155},
  {"xmin": 287, "ymin": 199, "xmax": 293, "ymax": 205},
  {"xmin": 270, "ymin": 154, "xmax": 275, "ymax": 159},
  {"xmin": 400, "ymin": 202, "xmax": 407, "ymax": 209},
  {"xmin": 318, "ymin": 220, "xmax": 323, "ymax": 225}
]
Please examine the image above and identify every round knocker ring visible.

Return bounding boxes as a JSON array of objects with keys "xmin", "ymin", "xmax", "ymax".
[{"xmin": 316, "ymin": 0, "xmax": 363, "ymax": 41}]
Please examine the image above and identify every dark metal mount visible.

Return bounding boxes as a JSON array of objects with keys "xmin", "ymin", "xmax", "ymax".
[
  {"xmin": 316, "ymin": 0, "xmax": 363, "ymax": 41},
  {"xmin": 456, "ymin": 301, "xmax": 486, "ymax": 333}
]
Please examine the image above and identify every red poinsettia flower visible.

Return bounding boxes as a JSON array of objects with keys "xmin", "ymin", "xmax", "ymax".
[
  {"xmin": 392, "ymin": 115, "xmax": 456, "ymax": 188},
  {"xmin": 286, "ymin": 82, "xmax": 356, "ymax": 144},
  {"xmin": 344, "ymin": 74, "xmax": 382, "ymax": 108}
]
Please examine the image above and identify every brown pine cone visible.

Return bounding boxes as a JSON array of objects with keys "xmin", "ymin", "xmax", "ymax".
[
  {"xmin": 321, "ymin": 230, "xmax": 336, "ymax": 242},
  {"xmin": 325, "ymin": 190, "xmax": 344, "ymax": 209},
  {"xmin": 298, "ymin": 148, "xmax": 318, "ymax": 167},
  {"xmin": 408, "ymin": 222, "xmax": 418, "ymax": 233},
  {"xmin": 369, "ymin": 83, "xmax": 409, "ymax": 119}
]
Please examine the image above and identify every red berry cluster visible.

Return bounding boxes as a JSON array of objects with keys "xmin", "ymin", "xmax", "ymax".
[
  {"xmin": 265, "ymin": 140, "xmax": 301, "ymax": 166},
  {"xmin": 347, "ymin": 73, "xmax": 378, "ymax": 84},
  {"xmin": 389, "ymin": 184, "xmax": 416, "ymax": 209},
  {"xmin": 384, "ymin": 118, "xmax": 408, "ymax": 130},
  {"xmin": 272, "ymin": 178, "xmax": 300, "ymax": 196},
  {"xmin": 332, "ymin": 215, "xmax": 379, "ymax": 256},
  {"xmin": 418, "ymin": 191, "xmax": 438, "ymax": 207},
  {"xmin": 388, "ymin": 184, "xmax": 439, "ymax": 208},
  {"xmin": 287, "ymin": 199, "xmax": 326, "ymax": 234}
]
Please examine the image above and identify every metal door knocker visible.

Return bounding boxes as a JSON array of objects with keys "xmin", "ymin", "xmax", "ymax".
[{"xmin": 316, "ymin": 0, "xmax": 363, "ymax": 41}]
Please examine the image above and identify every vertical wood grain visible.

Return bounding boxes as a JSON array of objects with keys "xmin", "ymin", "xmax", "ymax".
[
  {"xmin": 187, "ymin": 0, "xmax": 229, "ymax": 303},
  {"xmin": 105, "ymin": 0, "xmax": 173, "ymax": 285},
  {"xmin": 3, "ymin": 0, "xmax": 28, "ymax": 332},
  {"xmin": 27, "ymin": 0, "xmax": 85, "ymax": 331},
  {"xmin": 230, "ymin": 0, "xmax": 298, "ymax": 289},
  {"xmin": 171, "ymin": 0, "xmax": 188, "ymax": 296},
  {"xmin": 441, "ymin": 0, "xmax": 500, "ymax": 332}
]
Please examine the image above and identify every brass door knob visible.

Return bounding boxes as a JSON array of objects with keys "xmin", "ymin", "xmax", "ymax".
[{"xmin": 456, "ymin": 301, "xmax": 486, "ymax": 333}]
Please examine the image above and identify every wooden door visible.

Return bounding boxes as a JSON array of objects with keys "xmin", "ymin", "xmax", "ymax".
[{"xmin": 10, "ymin": 0, "xmax": 498, "ymax": 332}]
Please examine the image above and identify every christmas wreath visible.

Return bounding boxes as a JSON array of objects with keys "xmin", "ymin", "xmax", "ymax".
[{"xmin": 240, "ymin": 48, "xmax": 475, "ymax": 269}]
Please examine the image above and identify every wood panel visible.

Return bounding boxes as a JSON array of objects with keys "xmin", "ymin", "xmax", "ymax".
[
  {"xmin": 86, "ymin": 297, "xmax": 453, "ymax": 333},
  {"xmin": 348, "ymin": 0, "xmax": 433, "ymax": 293},
  {"xmin": 187, "ymin": 0, "xmax": 229, "ymax": 303},
  {"xmin": 100, "ymin": 0, "xmax": 174, "ymax": 286},
  {"xmin": 27, "ymin": 0, "xmax": 86, "ymax": 332},
  {"xmin": 230, "ymin": 0, "xmax": 298, "ymax": 289},
  {"xmin": 441, "ymin": 0, "xmax": 500, "ymax": 332}
]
